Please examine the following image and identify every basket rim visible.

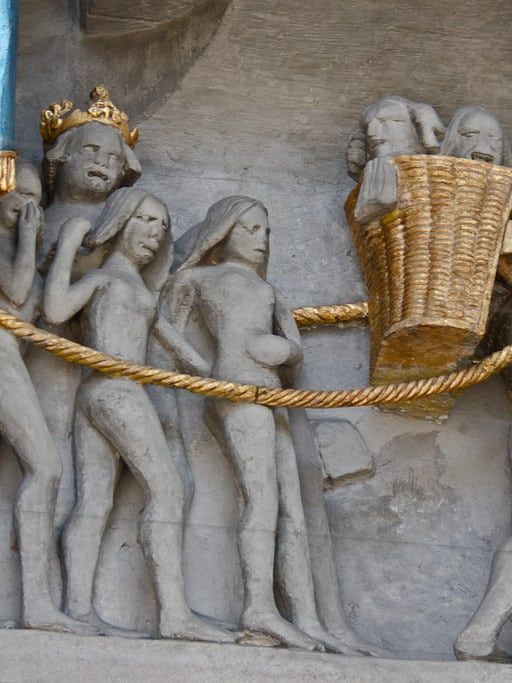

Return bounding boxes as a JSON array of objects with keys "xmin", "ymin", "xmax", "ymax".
[{"xmin": 391, "ymin": 153, "xmax": 512, "ymax": 177}]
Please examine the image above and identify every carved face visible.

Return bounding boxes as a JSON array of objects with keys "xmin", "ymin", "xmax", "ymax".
[
  {"xmin": 452, "ymin": 110, "xmax": 504, "ymax": 163},
  {"xmin": 223, "ymin": 205, "xmax": 270, "ymax": 267},
  {"xmin": 364, "ymin": 100, "xmax": 419, "ymax": 160},
  {"xmin": 118, "ymin": 196, "xmax": 168, "ymax": 267},
  {"xmin": 59, "ymin": 122, "xmax": 126, "ymax": 200},
  {"xmin": 0, "ymin": 165, "xmax": 42, "ymax": 232}
]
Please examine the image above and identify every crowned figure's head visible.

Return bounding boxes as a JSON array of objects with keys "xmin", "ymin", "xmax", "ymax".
[{"xmin": 40, "ymin": 85, "xmax": 141, "ymax": 203}]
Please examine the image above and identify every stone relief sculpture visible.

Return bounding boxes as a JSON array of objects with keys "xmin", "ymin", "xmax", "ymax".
[
  {"xmin": 440, "ymin": 105, "xmax": 512, "ymax": 166},
  {"xmin": 0, "ymin": 162, "xmax": 96, "ymax": 633},
  {"xmin": 439, "ymin": 106, "xmax": 512, "ymax": 662},
  {"xmin": 43, "ymin": 187, "xmax": 236, "ymax": 642},
  {"xmin": 346, "ymin": 95, "xmax": 445, "ymax": 224},
  {"xmin": 26, "ymin": 87, "xmax": 142, "ymax": 542},
  {"xmin": 2, "ymin": 81, "xmax": 512, "ymax": 670},
  {"xmin": 164, "ymin": 195, "xmax": 383, "ymax": 654}
]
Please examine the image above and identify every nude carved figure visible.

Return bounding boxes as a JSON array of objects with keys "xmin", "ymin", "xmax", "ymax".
[{"xmin": 44, "ymin": 187, "xmax": 235, "ymax": 642}]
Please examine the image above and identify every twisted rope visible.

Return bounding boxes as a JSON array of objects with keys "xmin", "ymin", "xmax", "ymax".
[
  {"xmin": 0, "ymin": 307, "xmax": 510, "ymax": 410},
  {"xmin": 292, "ymin": 301, "xmax": 368, "ymax": 327}
]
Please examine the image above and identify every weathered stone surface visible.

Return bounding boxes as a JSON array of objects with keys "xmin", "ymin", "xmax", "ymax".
[
  {"xmin": 81, "ymin": 0, "xmax": 214, "ymax": 34},
  {"xmin": 16, "ymin": 0, "xmax": 230, "ymax": 156},
  {"xmin": 6, "ymin": 0, "xmax": 512, "ymax": 672},
  {"xmin": 313, "ymin": 419, "xmax": 374, "ymax": 487},
  {"xmin": 2, "ymin": 631, "xmax": 512, "ymax": 682}
]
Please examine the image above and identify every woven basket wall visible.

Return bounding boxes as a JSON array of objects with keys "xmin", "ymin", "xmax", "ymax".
[{"xmin": 345, "ymin": 155, "xmax": 512, "ymax": 416}]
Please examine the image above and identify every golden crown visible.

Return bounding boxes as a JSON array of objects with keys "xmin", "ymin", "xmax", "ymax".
[{"xmin": 40, "ymin": 85, "xmax": 139, "ymax": 148}]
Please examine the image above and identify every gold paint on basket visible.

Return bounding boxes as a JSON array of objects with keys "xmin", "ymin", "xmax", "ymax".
[{"xmin": 345, "ymin": 154, "xmax": 512, "ymax": 420}]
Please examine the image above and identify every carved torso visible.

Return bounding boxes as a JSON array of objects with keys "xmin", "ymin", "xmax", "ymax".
[
  {"xmin": 184, "ymin": 263, "xmax": 286, "ymax": 387},
  {"xmin": 82, "ymin": 267, "xmax": 156, "ymax": 363}
]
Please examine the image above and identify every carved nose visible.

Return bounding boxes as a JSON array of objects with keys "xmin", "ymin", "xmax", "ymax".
[
  {"xmin": 471, "ymin": 151, "xmax": 494, "ymax": 163},
  {"xmin": 94, "ymin": 151, "xmax": 109, "ymax": 166}
]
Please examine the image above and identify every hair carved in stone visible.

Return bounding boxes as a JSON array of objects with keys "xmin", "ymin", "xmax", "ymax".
[
  {"xmin": 163, "ymin": 195, "xmax": 384, "ymax": 654},
  {"xmin": 346, "ymin": 96, "xmax": 445, "ymax": 223},
  {"xmin": 43, "ymin": 187, "xmax": 235, "ymax": 642}
]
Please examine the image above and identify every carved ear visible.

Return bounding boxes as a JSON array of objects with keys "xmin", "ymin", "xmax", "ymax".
[
  {"xmin": 346, "ymin": 124, "xmax": 367, "ymax": 181},
  {"xmin": 412, "ymin": 104, "xmax": 446, "ymax": 155},
  {"xmin": 43, "ymin": 129, "xmax": 75, "ymax": 197},
  {"xmin": 44, "ymin": 129, "xmax": 73, "ymax": 164},
  {"xmin": 121, "ymin": 142, "xmax": 142, "ymax": 187}
]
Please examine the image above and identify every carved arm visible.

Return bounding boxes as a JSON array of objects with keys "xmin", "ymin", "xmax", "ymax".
[
  {"xmin": 0, "ymin": 202, "xmax": 40, "ymax": 306},
  {"xmin": 44, "ymin": 217, "xmax": 107, "ymax": 324}
]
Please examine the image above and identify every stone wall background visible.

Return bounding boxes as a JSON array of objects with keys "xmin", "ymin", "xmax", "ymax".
[{"xmin": 2, "ymin": 0, "xmax": 512, "ymax": 660}]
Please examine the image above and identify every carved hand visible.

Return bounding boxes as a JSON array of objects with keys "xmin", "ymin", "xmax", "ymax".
[
  {"xmin": 17, "ymin": 200, "xmax": 41, "ymax": 237},
  {"xmin": 246, "ymin": 334, "xmax": 303, "ymax": 367}
]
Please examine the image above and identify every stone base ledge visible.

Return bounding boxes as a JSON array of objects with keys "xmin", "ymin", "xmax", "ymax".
[{"xmin": 1, "ymin": 630, "xmax": 512, "ymax": 682}]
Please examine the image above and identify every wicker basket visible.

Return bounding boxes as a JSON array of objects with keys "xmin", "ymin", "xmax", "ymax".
[{"xmin": 345, "ymin": 155, "xmax": 512, "ymax": 419}]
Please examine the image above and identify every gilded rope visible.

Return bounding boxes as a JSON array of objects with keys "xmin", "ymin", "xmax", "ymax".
[
  {"xmin": 0, "ymin": 306, "xmax": 510, "ymax": 410},
  {"xmin": 292, "ymin": 301, "xmax": 368, "ymax": 327}
]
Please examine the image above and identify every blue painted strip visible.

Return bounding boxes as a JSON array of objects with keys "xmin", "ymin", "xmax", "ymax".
[{"xmin": 0, "ymin": 0, "xmax": 17, "ymax": 152}]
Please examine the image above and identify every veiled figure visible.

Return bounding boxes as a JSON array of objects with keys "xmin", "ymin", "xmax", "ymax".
[
  {"xmin": 166, "ymin": 195, "xmax": 378, "ymax": 653},
  {"xmin": 43, "ymin": 187, "xmax": 234, "ymax": 642}
]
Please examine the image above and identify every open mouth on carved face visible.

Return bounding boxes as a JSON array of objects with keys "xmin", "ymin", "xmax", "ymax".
[
  {"xmin": 87, "ymin": 168, "xmax": 109, "ymax": 182},
  {"xmin": 139, "ymin": 242, "xmax": 158, "ymax": 257},
  {"xmin": 471, "ymin": 151, "xmax": 494, "ymax": 163}
]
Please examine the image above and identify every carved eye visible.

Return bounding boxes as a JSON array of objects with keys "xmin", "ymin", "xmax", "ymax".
[
  {"xmin": 83, "ymin": 144, "xmax": 100, "ymax": 152},
  {"xmin": 461, "ymin": 131, "xmax": 478, "ymax": 138}
]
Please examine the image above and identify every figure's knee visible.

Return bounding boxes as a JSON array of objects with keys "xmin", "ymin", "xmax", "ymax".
[
  {"xmin": 241, "ymin": 484, "xmax": 278, "ymax": 532},
  {"xmin": 68, "ymin": 459, "xmax": 115, "ymax": 525},
  {"xmin": 16, "ymin": 451, "xmax": 62, "ymax": 511},
  {"xmin": 144, "ymin": 479, "xmax": 185, "ymax": 525}
]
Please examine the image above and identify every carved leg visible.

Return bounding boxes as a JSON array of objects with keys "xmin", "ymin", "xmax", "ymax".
[
  {"xmin": 207, "ymin": 400, "xmax": 316, "ymax": 650},
  {"xmin": 62, "ymin": 406, "xmax": 123, "ymax": 633},
  {"xmin": 0, "ymin": 346, "xmax": 97, "ymax": 635},
  {"xmin": 455, "ymin": 537, "xmax": 512, "ymax": 661},
  {"xmin": 90, "ymin": 382, "xmax": 235, "ymax": 643},
  {"xmin": 147, "ymin": 384, "xmax": 195, "ymax": 515},
  {"xmin": 288, "ymin": 409, "xmax": 388, "ymax": 657},
  {"xmin": 26, "ymin": 346, "xmax": 82, "ymax": 534},
  {"xmin": 274, "ymin": 409, "xmax": 356, "ymax": 654}
]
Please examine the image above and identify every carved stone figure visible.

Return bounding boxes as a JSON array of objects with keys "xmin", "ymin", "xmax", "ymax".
[
  {"xmin": 441, "ymin": 106, "xmax": 512, "ymax": 662},
  {"xmin": 165, "ymin": 195, "xmax": 382, "ymax": 654},
  {"xmin": 26, "ymin": 87, "xmax": 142, "ymax": 541},
  {"xmin": 440, "ymin": 105, "xmax": 512, "ymax": 165},
  {"xmin": 44, "ymin": 187, "xmax": 235, "ymax": 642},
  {"xmin": 346, "ymin": 96, "xmax": 445, "ymax": 223},
  {"xmin": 0, "ymin": 162, "xmax": 96, "ymax": 633}
]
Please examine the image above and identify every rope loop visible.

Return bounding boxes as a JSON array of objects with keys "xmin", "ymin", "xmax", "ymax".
[{"xmin": 1, "ymin": 305, "xmax": 510, "ymax": 410}]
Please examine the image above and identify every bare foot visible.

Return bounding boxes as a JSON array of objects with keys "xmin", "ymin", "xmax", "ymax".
[
  {"xmin": 160, "ymin": 610, "xmax": 239, "ymax": 643},
  {"xmin": 325, "ymin": 625, "xmax": 389, "ymax": 658},
  {"xmin": 241, "ymin": 608, "xmax": 321, "ymax": 651},
  {"xmin": 454, "ymin": 624, "xmax": 507, "ymax": 662},
  {"xmin": 191, "ymin": 610, "xmax": 239, "ymax": 633},
  {"xmin": 23, "ymin": 605, "xmax": 100, "ymax": 636},
  {"xmin": 68, "ymin": 609, "xmax": 152, "ymax": 639},
  {"xmin": 298, "ymin": 619, "xmax": 374, "ymax": 655}
]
